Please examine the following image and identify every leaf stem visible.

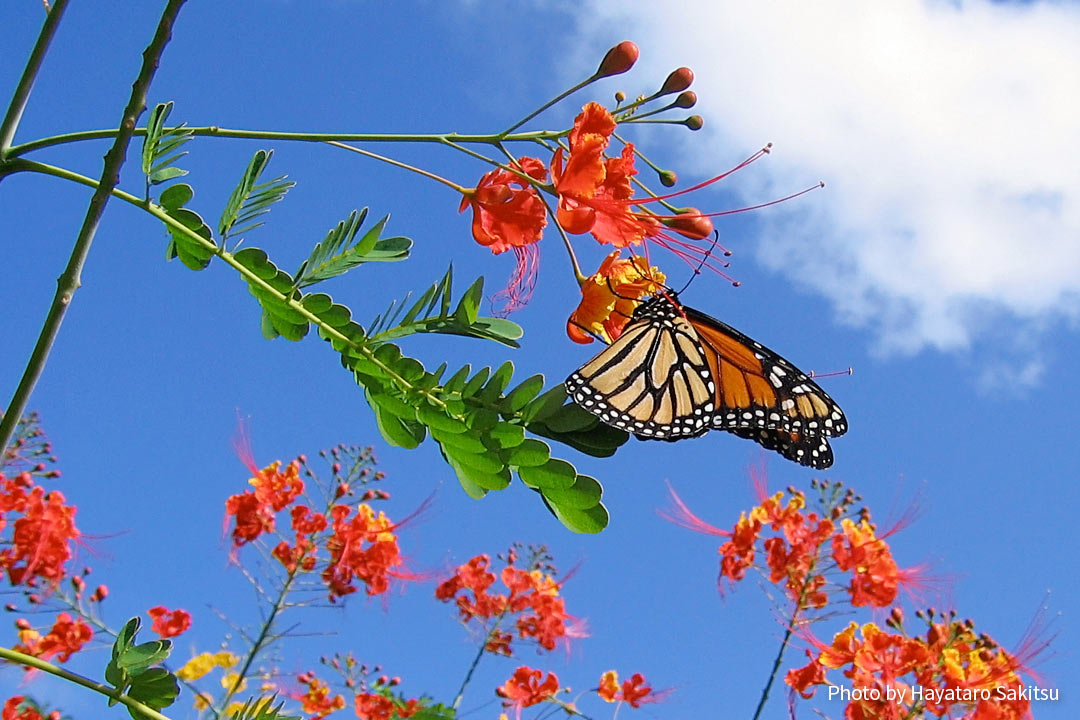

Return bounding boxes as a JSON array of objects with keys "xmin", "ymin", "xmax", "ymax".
[
  {"xmin": 0, "ymin": 0, "xmax": 187, "ymax": 455},
  {"xmin": 0, "ymin": 646, "xmax": 174, "ymax": 720},
  {"xmin": 451, "ymin": 613, "xmax": 508, "ymax": 711},
  {"xmin": 326, "ymin": 140, "xmax": 466, "ymax": 193},
  {"xmin": 0, "ymin": 0, "xmax": 68, "ymax": 155}
]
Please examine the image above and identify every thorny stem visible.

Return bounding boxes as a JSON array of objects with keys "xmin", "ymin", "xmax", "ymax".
[
  {"xmin": 0, "ymin": 0, "xmax": 68, "ymax": 154},
  {"xmin": 0, "ymin": 646, "xmax": 174, "ymax": 720},
  {"xmin": 0, "ymin": 0, "xmax": 187, "ymax": 455}
]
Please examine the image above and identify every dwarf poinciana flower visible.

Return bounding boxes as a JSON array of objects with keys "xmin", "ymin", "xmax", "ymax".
[
  {"xmin": 2, "ymin": 698, "xmax": 42, "ymax": 720},
  {"xmin": 664, "ymin": 480, "xmax": 921, "ymax": 610},
  {"xmin": 322, "ymin": 503, "xmax": 412, "ymax": 599},
  {"xmin": 13, "ymin": 612, "xmax": 92, "ymax": 664},
  {"xmin": 224, "ymin": 460, "xmax": 305, "ymax": 548},
  {"xmin": 460, "ymin": 158, "xmax": 549, "ymax": 314},
  {"xmin": 354, "ymin": 693, "xmax": 420, "ymax": 720},
  {"xmin": 295, "ymin": 672, "xmax": 346, "ymax": 720},
  {"xmin": 496, "ymin": 666, "xmax": 559, "ymax": 710},
  {"xmin": 176, "ymin": 651, "xmax": 238, "ymax": 681},
  {"xmin": 597, "ymin": 670, "xmax": 657, "ymax": 708},
  {"xmin": 147, "ymin": 606, "xmax": 191, "ymax": 638},
  {"xmin": 566, "ymin": 251, "xmax": 666, "ymax": 344},
  {"xmin": 0, "ymin": 479, "xmax": 80, "ymax": 588},
  {"xmin": 786, "ymin": 614, "xmax": 1044, "ymax": 720},
  {"xmin": 436, "ymin": 552, "xmax": 585, "ymax": 654}
]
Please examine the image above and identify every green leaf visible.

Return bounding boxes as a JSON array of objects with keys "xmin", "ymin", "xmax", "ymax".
[
  {"xmin": 443, "ymin": 450, "xmax": 511, "ymax": 490},
  {"xmin": 229, "ymin": 696, "xmax": 300, "ymax": 720},
  {"xmin": 369, "ymin": 399, "xmax": 425, "ymax": 449},
  {"xmin": 548, "ymin": 500, "xmax": 609, "ymax": 534},
  {"xmin": 501, "ymin": 374, "xmax": 544, "ymax": 412},
  {"xmin": 429, "ymin": 426, "xmax": 487, "ymax": 454},
  {"xmin": 159, "ymin": 183, "xmax": 193, "ymax": 210},
  {"xmin": 521, "ymin": 384, "xmax": 569, "ymax": 424},
  {"xmin": 488, "ymin": 421, "xmax": 525, "ymax": 449},
  {"xmin": 126, "ymin": 667, "xmax": 180, "ymax": 713},
  {"xmin": 445, "ymin": 456, "xmax": 489, "ymax": 499},
  {"xmin": 517, "ymin": 458, "xmax": 576, "ymax": 490},
  {"xmin": 538, "ymin": 403, "xmax": 599, "ymax": 433},
  {"xmin": 479, "ymin": 361, "xmax": 514, "ymax": 403},
  {"xmin": 540, "ymin": 474, "xmax": 603, "ymax": 509},
  {"xmin": 219, "ymin": 150, "xmax": 294, "ymax": 241},
  {"xmin": 141, "ymin": 101, "xmax": 192, "ymax": 187},
  {"xmin": 294, "ymin": 209, "xmax": 411, "ymax": 288},
  {"xmin": 461, "ymin": 367, "xmax": 490, "ymax": 397},
  {"xmin": 453, "ymin": 276, "xmax": 484, "ymax": 325},
  {"xmin": 164, "ymin": 206, "xmax": 214, "ymax": 271},
  {"xmin": 506, "ymin": 438, "xmax": 551, "ymax": 467},
  {"xmin": 416, "ymin": 403, "xmax": 468, "ymax": 433}
]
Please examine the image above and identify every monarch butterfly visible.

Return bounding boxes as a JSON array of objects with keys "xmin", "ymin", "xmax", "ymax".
[{"xmin": 565, "ymin": 291, "xmax": 847, "ymax": 468}]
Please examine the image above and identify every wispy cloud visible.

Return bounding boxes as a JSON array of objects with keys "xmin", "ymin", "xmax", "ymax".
[{"xmin": 565, "ymin": 0, "xmax": 1080, "ymax": 362}]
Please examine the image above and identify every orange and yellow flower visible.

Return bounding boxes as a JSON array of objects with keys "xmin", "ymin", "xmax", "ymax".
[{"xmin": 567, "ymin": 251, "xmax": 666, "ymax": 344}]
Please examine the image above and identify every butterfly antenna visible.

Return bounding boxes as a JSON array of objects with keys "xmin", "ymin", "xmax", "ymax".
[
  {"xmin": 807, "ymin": 367, "xmax": 854, "ymax": 379},
  {"xmin": 676, "ymin": 229, "xmax": 721, "ymax": 295}
]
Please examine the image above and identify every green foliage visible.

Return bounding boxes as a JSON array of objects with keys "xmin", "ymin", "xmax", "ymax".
[
  {"xmin": 294, "ymin": 208, "xmax": 412, "ymax": 288},
  {"xmin": 219, "ymin": 150, "xmax": 295, "ymax": 242},
  {"xmin": 229, "ymin": 696, "xmax": 300, "ymax": 720},
  {"xmin": 148, "ymin": 120, "xmax": 631, "ymax": 531},
  {"xmin": 369, "ymin": 266, "xmax": 523, "ymax": 348},
  {"xmin": 141, "ymin": 101, "xmax": 192, "ymax": 188},
  {"xmin": 104, "ymin": 618, "xmax": 180, "ymax": 719}
]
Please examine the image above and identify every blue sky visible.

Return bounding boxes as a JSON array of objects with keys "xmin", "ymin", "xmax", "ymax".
[{"xmin": 1, "ymin": 1, "xmax": 1076, "ymax": 718}]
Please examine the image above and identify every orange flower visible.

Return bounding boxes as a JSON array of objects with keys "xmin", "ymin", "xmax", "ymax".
[
  {"xmin": 14, "ymin": 613, "xmax": 92, "ymax": 664},
  {"xmin": 297, "ymin": 673, "xmax": 346, "ymax": 720},
  {"xmin": 552, "ymin": 105, "xmax": 660, "ymax": 249},
  {"xmin": 2, "ymin": 697, "xmax": 42, "ymax": 720},
  {"xmin": 459, "ymin": 158, "xmax": 548, "ymax": 254},
  {"xmin": 832, "ymin": 518, "xmax": 903, "ymax": 608},
  {"xmin": 322, "ymin": 504, "xmax": 414, "ymax": 599},
  {"xmin": 567, "ymin": 251, "xmax": 666, "ymax": 344},
  {"xmin": 0, "ymin": 484, "xmax": 81, "ymax": 587},
  {"xmin": 436, "ymin": 551, "xmax": 583, "ymax": 656},
  {"xmin": 147, "ymin": 606, "xmax": 191, "ymax": 638},
  {"xmin": 597, "ymin": 670, "xmax": 655, "ymax": 708},
  {"xmin": 496, "ymin": 666, "xmax": 558, "ymax": 709}
]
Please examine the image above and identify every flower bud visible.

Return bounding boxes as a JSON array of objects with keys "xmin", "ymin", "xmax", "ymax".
[
  {"xmin": 15, "ymin": 618, "xmax": 31, "ymax": 630},
  {"xmin": 684, "ymin": 115, "xmax": 704, "ymax": 131},
  {"xmin": 665, "ymin": 208, "xmax": 713, "ymax": 240},
  {"xmin": 336, "ymin": 482, "xmax": 350, "ymax": 499},
  {"xmin": 596, "ymin": 41, "xmax": 640, "ymax": 78},
  {"xmin": 658, "ymin": 170, "xmax": 677, "ymax": 187},
  {"xmin": 673, "ymin": 91, "xmax": 697, "ymax": 109},
  {"xmin": 614, "ymin": 91, "xmax": 626, "ymax": 103},
  {"xmin": 659, "ymin": 67, "xmax": 694, "ymax": 95}
]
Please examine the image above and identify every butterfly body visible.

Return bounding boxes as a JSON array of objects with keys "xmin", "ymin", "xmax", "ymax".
[{"xmin": 565, "ymin": 292, "xmax": 846, "ymax": 468}]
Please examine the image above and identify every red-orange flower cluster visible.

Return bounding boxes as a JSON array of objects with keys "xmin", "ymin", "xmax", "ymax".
[
  {"xmin": 667, "ymin": 483, "xmax": 917, "ymax": 611},
  {"xmin": 13, "ymin": 612, "xmax": 92, "ymax": 665},
  {"xmin": 597, "ymin": 670, "xmax": 656, "ymax": 708},
  {"xmin": 435, "ymin": 552, "xmax": 583, "ymax": 654},
  {"xmin": 496, "ymin": 666, "xmax": 559, "ymax": 710},
  {"xmin": 0, "ymin": 473, "xmax": 81, "ymax": 588},
  {"xmin": 295, "ymin": 672, "xmax": 346, "ymax": 720},
  {"xmin": 147, "ymin": 606, "xmax": 191, "ymax": 638},
  {"xmin": 2, "ymin": 697, "xmax": 44, "ymax": 720},
  {"xmin": 786, "ymin": 616, "xmax": 1040, "ymax": 720},
  {"xmin": 353, "ymin": 692, "xmax": 420, "ymax": 720},
  {"xmin": 224, "ymin": 460, "xmax": 304, "ymax": 547},
  {"xmin": 322, "ymin": 503, "xmax": 410, "ymax": 600}
]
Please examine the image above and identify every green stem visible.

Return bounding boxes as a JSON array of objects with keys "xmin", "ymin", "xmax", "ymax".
[
  {"xmin": 0, "ymin": 0, "xmax": 187, "ymax": 455},
  {"xmin": 750, "ymin": 551, "xmax": 823, "ymax": 720},
  {"xmin": 451, "ymin": 615, "xmax": 507, "ymax": 711},
  {"xmin": 326, "ymin": 140, "xmax": 467, "ymax": 193},
  {"xmin": 0, "ymin": 646, "xmax": 173, "ymax": 720},
  {"xmin": 501, "ymin": 76, "xmax": 598, "ymax": 136},
  {"xmin": 8, "ymin": 127, "xmax": 566, "ymax": 158},
  {"xmin": 0, "ymin": 0, "xmax": 68, "ymax": 154}
]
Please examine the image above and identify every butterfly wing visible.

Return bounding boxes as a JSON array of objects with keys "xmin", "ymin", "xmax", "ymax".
[
  {"xmin": 727, "ymin": 427, "xmax": 834, "ymax": 469},
  {"xmin": 565, "ymin": 296, "xmax": 715, "ymax": 440},
  {"xmin": 683, "ymin": 305, "xmax": 848, "ymax": 439}
]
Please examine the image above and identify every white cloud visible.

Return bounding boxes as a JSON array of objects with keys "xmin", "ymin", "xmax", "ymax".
[{"xmin": 563, "ymin": 0, "xmax": 1080, "ymax": 358}]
